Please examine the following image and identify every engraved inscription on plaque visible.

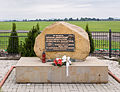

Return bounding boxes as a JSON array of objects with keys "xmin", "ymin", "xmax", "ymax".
[{"xmin": 45, "ymin": 34, "xmax": 75, "ymax": 51}]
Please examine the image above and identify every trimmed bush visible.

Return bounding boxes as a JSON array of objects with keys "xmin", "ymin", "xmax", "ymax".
[
  {"xmin": 21, "ymin": 23, "xmax": 40, "ymax": 56},
  {"xmin": 85, "ymin": 24, "xmax": 95, "ymax": 53},
  {"xmin": 7, "ymin": 23, "xmax": 19, "ymax": 54}
]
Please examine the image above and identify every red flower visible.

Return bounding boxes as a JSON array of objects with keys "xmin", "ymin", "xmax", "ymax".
[
  {"xmin": 54, "ymin": 59, "xmax": 57, "ymax": 66},
  {"xmin": 58, "ymin": 59, "xmax": 62, "ymax": 65}
]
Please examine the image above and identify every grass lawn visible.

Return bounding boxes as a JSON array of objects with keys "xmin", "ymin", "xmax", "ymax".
[
  {"xmin": 0, "ymin": 21, "xmax": 120, "ymax": 50},
  {"xmin": 68, "ymin": 21, "xmax": 120, "ymax": 32},
  {"xmin": 0, "ymin": 21, "xmax": 54, "ymax": 31},
  {"xmin": 94, "ymin": 40, "xmax": 120, "ymax": 50},
  {"xmin": 0, "ymin": 21, "xmax": 120, "ymax": 32}
]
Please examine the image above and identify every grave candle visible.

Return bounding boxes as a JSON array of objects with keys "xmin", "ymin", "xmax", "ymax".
[{"xmin": 42, "ymin": 51, "xmax": 46, "ymax": 63}]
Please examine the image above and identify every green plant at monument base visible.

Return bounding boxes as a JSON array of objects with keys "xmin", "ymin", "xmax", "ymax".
[
  {"xmin": 0, "ymin": 88, "xmax": 2, "ymax": 92},
  {"xmin": 7, "ymin": 23, "xmax": 19, "ymax": 54},
  {"xmin": 118, "ymin": 58, "xmax": 120, "ymax": 65},
  {"xmin": 85, "ymin": 24, "xmax": 95, "ymax": 53},
  {"xmin": 20, "ymin": 23, "xmax": 40, "ymax": 56}
]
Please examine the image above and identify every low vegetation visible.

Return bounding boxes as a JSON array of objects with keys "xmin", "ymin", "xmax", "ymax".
[
  {"xmin": 85, "ymin": 24, "xmax": 94, "ymax": 53},
  {"xmin": 7, "ymin": 23, "xmax": 19, "ymax": 54},
  {"xmin": 20, "ymin": 23, "xmax": 40, "ymax": 56}
]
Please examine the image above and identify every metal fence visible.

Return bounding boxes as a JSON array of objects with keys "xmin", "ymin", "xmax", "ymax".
[
  {"xmin": 0, "ymin": 31, "xmax": 28, "ymax": 56},
  {"xmin": 0, "ymin": 30, "xmax": 120, "ymax": 57},
  {"xmin": 91, "ymin": 30, "xmax": 120, "ymax": 57}
]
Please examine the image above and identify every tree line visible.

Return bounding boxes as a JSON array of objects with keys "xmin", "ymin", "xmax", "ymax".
[{"xmin": 5, "ymin": 17, "xmax": 120, "ymax": 22}]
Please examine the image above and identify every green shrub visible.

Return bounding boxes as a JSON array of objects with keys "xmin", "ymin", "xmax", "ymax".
[
  {"xmin": 7, "ymin": 23, "xmax": 19, "ymax": 54},
  {"xmin": 118, "ymin": 58, "xmax": 120, "ymax": 65},
  {"xmin": 20, "ymin": 23, "xmax": 40, "ymax": 56},
  {"xmin": 85, "ymin": 24, "xmax": 95, "ymax": 53}
]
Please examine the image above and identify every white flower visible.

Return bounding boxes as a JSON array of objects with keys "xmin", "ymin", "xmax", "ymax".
[{"xmin": 62, "ymin": 55, "xmax": 67, "ymax": 62}]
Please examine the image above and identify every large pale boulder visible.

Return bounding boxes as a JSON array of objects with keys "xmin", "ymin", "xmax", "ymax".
[{"xmin": 34, "ymin": 22, "xmax": 90, "ymax": 60}]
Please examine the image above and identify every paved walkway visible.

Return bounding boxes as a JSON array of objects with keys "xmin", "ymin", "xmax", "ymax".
[
  {"xmin": 0, "ymin": 60, "xmax": 17, "ymax": 82},
  {"xmin": 0, "ymin": 57, "xmax": 120, "ymax": 92},
  {"xmin": 1, "ymin": 69, "xmax": 120, "ymax": 92},
  {"xmin": 97, "ymin": 58, "xmax": 120, "ymax": 79}
]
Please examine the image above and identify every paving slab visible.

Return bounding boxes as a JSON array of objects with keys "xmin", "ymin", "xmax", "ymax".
[{"xmin": 0, "ymin": 57, "xmax": 120, "ymax": 92}]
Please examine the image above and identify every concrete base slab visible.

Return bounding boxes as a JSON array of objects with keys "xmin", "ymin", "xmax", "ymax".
[{"xmin": 16, "ymin": 57, "xmax": 108, "ymax": 83}]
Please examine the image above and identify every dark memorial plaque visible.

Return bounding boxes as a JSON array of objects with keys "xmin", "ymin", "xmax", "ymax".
[{"xmin": 45, "ymin": 34, "xmax": 75, "ymax": 51}]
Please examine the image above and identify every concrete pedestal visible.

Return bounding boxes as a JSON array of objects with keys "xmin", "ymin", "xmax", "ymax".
[{"xmin": 16, "ymin": 57, "xmax": 108, "ymax": 83}]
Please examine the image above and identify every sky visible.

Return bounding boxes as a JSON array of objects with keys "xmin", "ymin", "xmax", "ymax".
[{"xmin": 0, "ymin": 0, "xmax": 120, "ymax": 20}]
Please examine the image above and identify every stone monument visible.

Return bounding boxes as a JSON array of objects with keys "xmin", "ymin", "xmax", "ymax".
[
  {"xmin": 16, "ymin": 22, "xmax": 108, "ymax": 83},
  {"xmin": 34, "ymin": 22, "xmax": 90, "ymax": 60}
]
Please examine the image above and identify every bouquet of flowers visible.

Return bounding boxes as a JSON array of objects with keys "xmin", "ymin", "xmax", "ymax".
[
  {"xmin": 52, "ymin": 55, "xmax": 71, "ymax": 67},
  {"xmin": 52, "ymin": 55, "xmax": 72, "ymax": 76},
  {"xmin": 52, "ymin": 58, "xmax": 64, "ymax": 66}
]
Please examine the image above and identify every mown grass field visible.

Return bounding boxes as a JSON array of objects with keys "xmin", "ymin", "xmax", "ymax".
[
  {"xmin": 0, "ymin": 21, "xmax": 120, "ymax": 50},
  {"xmin": 94, "ymin": 40, "xmax": 120, "ymax": 50},
  {"xmin": 0, "ymin": 21, "xmax": 120, "ymax": 32}
]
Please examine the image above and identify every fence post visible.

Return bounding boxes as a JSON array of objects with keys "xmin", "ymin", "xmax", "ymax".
[{"xmin": 109, "ymin": 29, "xmax": 112, "ymax": 58}]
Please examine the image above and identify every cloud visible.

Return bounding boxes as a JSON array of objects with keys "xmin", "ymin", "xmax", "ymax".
[{"xmin": 0, "ymin": 0, "xmax": 120, "ymax": 19}]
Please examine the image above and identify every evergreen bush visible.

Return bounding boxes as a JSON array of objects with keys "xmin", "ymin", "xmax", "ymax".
[
  {"xmin": 21, "ymin": 23, "xmax": 40, "ymax": 56},
  {"xmin": 7, "ymin": 23, "xmax": 19, "ymax": 54},
  {"xmin": 85, "ymin": 24, "xmax": 95, "ymax": 53}
]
